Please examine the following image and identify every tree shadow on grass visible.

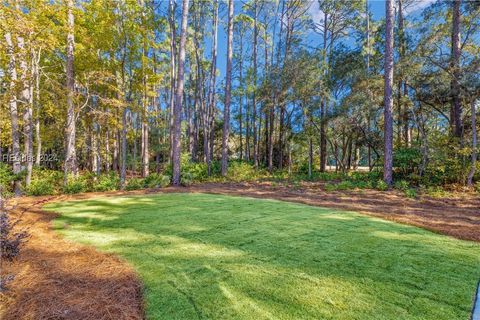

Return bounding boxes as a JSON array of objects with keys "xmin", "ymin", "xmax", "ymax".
[{"xmin": 46, "ymin": 194, "xmax": 480, "ymax": 319}]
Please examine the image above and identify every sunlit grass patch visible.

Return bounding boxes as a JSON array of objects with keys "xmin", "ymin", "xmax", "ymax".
[{"xmin": 45, "ymin": 193, "xmax": 480, "ymax": 320}]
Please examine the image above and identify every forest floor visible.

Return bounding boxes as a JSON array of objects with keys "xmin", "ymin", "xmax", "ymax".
[{"xmin": 1, "ymin": 182, "xmax": 479, "ymax": 319}]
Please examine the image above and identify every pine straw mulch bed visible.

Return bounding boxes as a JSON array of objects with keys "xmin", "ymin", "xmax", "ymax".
[
  {"xmin": 0, "ymin": 195, "xmax": 144, "ymax": 320},
  {"xmin": 1, "ymin": 182, "xmax": 479, "ymax": 319}
]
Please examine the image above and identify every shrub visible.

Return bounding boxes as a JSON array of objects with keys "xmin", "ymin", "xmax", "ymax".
[
  {"xmin": 404, "ymin": 188, "xmax": 417, "ymax": 199},
  {"xmin": 0, "ymin": 163, "xmax": 14, "ymax": 192},
  {"xmin": 424, "ymin": 186, "xmax": 447, "ymax": 198},
  {"xmin": 26, "ymin": 179, "xmax": 54, "ymax": 196},
  {"xmin": 63, "ymin": 177, "xmax": 88, "ymax": 194},
  {"xmin": 474, "ymin": 182, "xmax": 480, "ymax": 193},
  {"xmin": 125, "ymin": 178, "xmax": 144, "ymax": 191},
  {"xmin": 353, "ymin": 180, "xmax": 374, "ymax": 189},
  {"xmin": 144, "ymin": 174, "xmax": 170, "ymax": 188},
  {"xmin": 394, "ymin": 180, "xmax": 409, "ymax": 191},
  {"xmin": 227, "ymin": 161, "xmax": 259, "ymax": 182},
  {"xmin": 181, "ymin": 172, "xmax": 194, "ymax": 186},
  {"xmin": 93, "ymin": 173, "xmax": 119, "ymax": 192},
  {"xmin": 336, "ymin": 180, "xmax": 355, "ymax": 190},
  {"xmin": 324, "ymin": 183, "xmax": 337, "ymax": 192},
  {"xmin": 375, "ymin": 180, "xmax": 389, "ymax": 191},
  {"xmin": 28, "ymin": 168, "xmax": 63, "ymax": 195},
  {"xmin": 393, "ymin": 147, "xmax": 421, "ymax": 176}
]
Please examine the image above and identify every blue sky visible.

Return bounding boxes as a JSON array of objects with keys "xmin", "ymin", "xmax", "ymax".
[{"xmin": 212, "ymin": 0, "xmax": 435, "ymax": 83}]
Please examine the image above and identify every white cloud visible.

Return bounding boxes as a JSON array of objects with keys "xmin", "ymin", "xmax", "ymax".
[{"xmin": 404, "ymin": 0, "xmax": 437, "ymax": 16}]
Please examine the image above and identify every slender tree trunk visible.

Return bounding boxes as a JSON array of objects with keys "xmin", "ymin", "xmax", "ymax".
[
  {"xmin": 320, "ymin": 12, "xmax": 328, "ymax": 172},
  {"xmin": 172, "ymin": 0, "xmax": 189, "ymax": 185},
  {"xmin": 238, "ymin": 29, "xmax": 244, "ymax": 161},
  {"xmin": 383, "ymin": 0, "xmax": 394, "ymax": 186},
  {"xmin": 120, "ymin": 108, "xmax": 127, "ymax": 188},
  {"xmin": 34, "ymin": 50, "xmax": 42, "ymax": 166},
  {"xmin": 64, "ymin": 0, "xmax": 77, "ymax": 181},
  {"xmin": 221, "ymin": 0, "xmax": 234, "ymax": 176},
  {"xmin": 5, "ymin": 32, "xmax": 22, "ymax": 196},
  {"xmin": 206, "ymin": 0, "xmax": 218, "ymax": 176},
  {"xmin": 17, "ymin": 32, "xmax": 33, "ymax": 186},
  {"xmin": 169, "ymin": 0, "xmax": 177, "ymax": 164},
  {"xmin": 366, "ymin": 0, "xmax": 372, "ymax": 169},
  {"xmin": 105, "ymin": 126, "xmax": 110, "ymax": 172},
  {"xmin": 252, "ymin": 1, "xmax": 259, "ymax": 167},
  {"xmin": 451, "ymin": 0, "xmax": 462, "ymax": 140},
  {"xmin": 467, "ymin": 100, "xmax": 477, "ymax": 186}
]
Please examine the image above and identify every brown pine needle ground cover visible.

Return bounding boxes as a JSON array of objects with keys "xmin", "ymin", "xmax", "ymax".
[
  {"xmin": 0, "ymin": 182, "xmax": 479, "ymax": 319},
  {"xmin": 0, "ymin": 196, "xmax": 144, "ymax": 320}
]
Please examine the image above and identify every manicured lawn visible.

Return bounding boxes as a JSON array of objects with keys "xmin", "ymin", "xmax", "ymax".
[{"xmin": 45, "ymin": 193, "xmax": 480, "ymax": 319}]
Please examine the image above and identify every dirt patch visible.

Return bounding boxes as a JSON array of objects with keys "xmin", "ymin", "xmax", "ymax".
[
  {"xmin": 0, "ymin": 196, "xmax": 144, "ymax": 320},
  {"xmin": 1, "ymin": 182, "xmax": 478, "ymax": 320}
]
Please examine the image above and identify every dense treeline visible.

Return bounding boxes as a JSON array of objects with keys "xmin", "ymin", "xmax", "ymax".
[{"xmin": 0, "ymin": 0, "xmax": 479, "ymax": 196}]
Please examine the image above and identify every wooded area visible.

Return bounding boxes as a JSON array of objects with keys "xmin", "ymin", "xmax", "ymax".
[{"xmin": 1, "ymin": 0, "xmax": 479, "ymax": 195}]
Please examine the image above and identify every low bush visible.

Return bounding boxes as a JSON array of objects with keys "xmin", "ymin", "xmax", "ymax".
[
  {"xmin": 25, "ymin": 179, "xmax": 54, "ymax": 196},
  {"xmin": 0, "ymin": 163, "xmax": 14, "ymax": 192},
  {"xmin": 125, "ymin": 178, "xmax": 144, "ymax": 191},
  {"xmin": 63, "ymin": 176, "xmax": 88, "ymax": 194},
  {"xmin": 93, "ymin": 173, "xmax": 119, "ymax": 192},
  {"xmin": 144, "ymin": 174, "xmax": 170, "ymax": 188},
  {"xmin": 227, "ymin": 161, "xmax": 261, "ymax": 182},
  {"xmin": 181, "ymin": 172, "xmax": 194, "ymax": 186},
  {"xmin": 404, "ymin": 188, "xmax": 417, "ymax": 199},
  {"xmin": 375, "ymin": 180, "xmax": 389, "ymax": 191},
  {"xmin": 394, "ymin": 180, "xmax": 409, "ymax": 191},
  {"xmin": 336, "ymin": 181, "xmax": 355, "ymax": 190},
  {"xmin": 474, "ymin": 182, "xmax": 480, "ymax": 193},
  {"xmin": 324, "ymin": 183, "xmax": 337, "ymax": 192}
]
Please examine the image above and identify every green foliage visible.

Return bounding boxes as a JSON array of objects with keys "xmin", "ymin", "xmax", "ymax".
[
  {"xmin": 375, "ymin": 180, "xmax": 389, "ymax": 191},
  {"xmin": 336, "ymin": 180, "xmax": 355, "ymax": 190},
  {"xmin": 475, "ymin": 182, "xmax": 480, "ymax": 193},
  {"xmin": 125, "ymin": 178, "xmax": 144, "ymax": 191},
  {"xmin": 404, "ymin": 188, "xmax": 417, "ymax": 199},
  {"xmin": 180, "ymin": 172, "xmax": 194, "ymax": 186},
  {"xmin": 26, "ymin": 168, "xmax": 63, "ymax": 195},
  {"xmin": 26, "ymin": 179, "xmax": 54, "ymax": 196},
  {"xmin": 393, "ymin": 147, "xmax": 421, "ymax": 175},
  {"xmin": 0, "ymin": 163, "xmax": 14, "ymax": 191},
  {"xmin": 144, "ymin": 173, "xmax": 170, "ymax": 188},
  {"xmin": 93, "ymin": 173, "xmax": 120, "ymax": 192},
  {"xmin": 394, "ymin": 180, "xmax": 409, "ymax": 191},
  {"xmin": 63, "ymin": 176, "xmax": 88, "ymax": 194},
  {"xmin": 423, "ymin": 186, "xmax": 448, "ymax": 198},
  {"xmin": 226, "ymin": 161, "xmax": 261, "ymax": 182}
]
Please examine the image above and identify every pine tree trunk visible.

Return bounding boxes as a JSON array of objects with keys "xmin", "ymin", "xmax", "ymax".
[
  {"xmin": 168, "ymin": 0, "xmax": 176, "ymax": 164},
  {"xmin": 17, "ymin": 36, "xmax": 34, "ymax": 186},
  {"xmin": 34, "ymin": 50, "xmax": 42, "ymax": 166},
  {"xmin": 206, "ymin": 0, "xmax": 218, "ymax": 176},
  {"xmin": 252, "ymin": 1, "xmax": 258, "ymax": 167},
  {"xmin": 383, "ymin": 0, "xmax": 395, "ymax": 186},
  {"xmin": 172, "ymin": 0, "xmax": 190, "ymax": 185},
  {"xmin": 451, "ymin": 0, "xmax": 462, "ymax": 140},
  {"xmin": 221, "ymin": 0, "xmax": 233, "ymax": 176},
  {"xmin": 467, "ymin": 100, "xmax": 477, "ymax": 186},
  {"xmin": 64, "ymin": 0, "xmax": 78, "ymax": 181},
  {"xmin": 120, "ymin": 108, "xmax": 127, "ymax": 188},
  {"xmin": 5, "ymin": 32, "xmax": 22, "ymax": 196}
]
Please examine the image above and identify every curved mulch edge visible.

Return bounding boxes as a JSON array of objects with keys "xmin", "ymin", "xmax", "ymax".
[
  {"xmin": 1, "ymin": 182, "xmax": 478, "ymax": 319},
  {"xmin": 0, "ymin": 196, "xmax": 144, "ymax": 320}
]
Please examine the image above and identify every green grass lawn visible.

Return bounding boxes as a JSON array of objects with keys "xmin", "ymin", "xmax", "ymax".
[{"xmin": 45, "ymin": 193, "xmax": 480, "ymax": 320}]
